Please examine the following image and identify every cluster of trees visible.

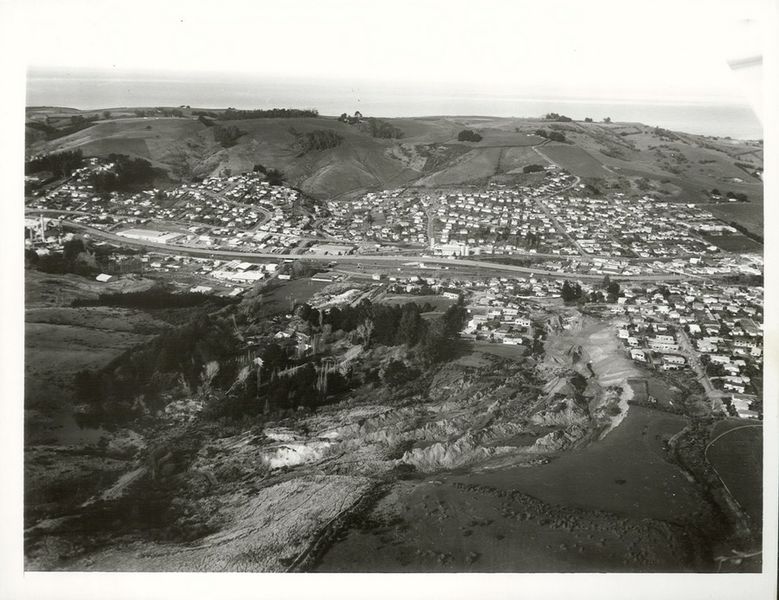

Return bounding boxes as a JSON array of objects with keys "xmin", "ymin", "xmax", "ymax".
[
  {"xmin": 726, "ymin": 190, "xmax": 749, "ymax": 202},
  {"xmin": 289, "ymin": 128, "xmax": 344, "ymax": 154},
  {"xmin": 336, "ymin": 112, "xmax": 403, "ymax": 139},
  {"xmin": 457, "ymin": 129, "xmax": 483, "ymax": 142},
  {"xmin": 220, "ymin": 108, "xmax": 319, "ymax": 120},
  {"xmin": 25, "ymin": 149, "xmax": 85, "ymax": 178},
  {"xmin": 213, "ymin": 124, "xmax": 246, "ymax": 148},
  {"xmin": 561, "ymin": 280, "xmax": 584, "ymax": 302},
  {"xmin": 298, "ymin": 300, "xmax": 432, "ymax": 347},
  {"xmin": 74, "ymin": 314, "xmax": 243, "ymax": 425},
  {"xmin": 133, "ymin": 108, "xmax": 185, "ymax": 118},
  {"xmin": 544, "ymin": 113, "xmax": 572, "ymax": 122},
  {"xmin": 365, "ymin": 118, "xmax": 404, "ymax": 139},
  {"xmin": 710, "ymin": 188, "xmax": 749, "ymax": 202},
  {"xmin": 252, "ymin": 164, "xmax": 286, "ymax": 186},
  {"xmin": 522, "ymin": 164, "xmax": 545, "ymax": 173},
  {"xmin": 26, "ymin": 237, "xmax": 98, "ymax": 276},
  {"xmin": 26, "ymin": 114, "xmax": 99, "ymax": 140},
  {"xmin": 298, "ymin": 298, "xmax": 468, "ymax": 364},
  {"xmin": 534, "ymin": 129, "xmax": 566, "ymax": 142},
  {"xmin": 70, "ymin": 114, "xmax": 100, "ymax": 127},
  {"xmin": 561, "ymin": 277, "xmax": 620, "ymax": 303},
  {"xmin": 338, "ymin": 111, "xmax": 363, "ymax": 124},
  {"xmin": 72, "ymin": 293, "xmax": 471, "ymax": 425},
  {"xmin": 89, "ymin": 153, "xmax": 157, "ymax": 192},
  {"xmin": 72, "ymin": 287, "xmax": 238, "ymax": 310},
  {"xmin": 382, "ymin": 359, "xmax": 420, "ymax": 388}
]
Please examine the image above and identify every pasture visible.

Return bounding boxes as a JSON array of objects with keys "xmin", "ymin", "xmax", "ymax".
[{"xmin": 539, "ymin": 144, "xmax": 613, "ymax": 178}]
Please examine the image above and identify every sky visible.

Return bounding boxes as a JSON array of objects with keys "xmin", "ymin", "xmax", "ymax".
[{"xmin": 9, "ymin": 0, "xmax": 771, "ymax": 104}]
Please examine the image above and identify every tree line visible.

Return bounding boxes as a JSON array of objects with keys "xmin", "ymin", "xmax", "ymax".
[
  {"xmin": 535, "ymin": 129, "xmax": 566, "ymax": 142},
  {"xmin": 544, "ymin": 113, "xmax": 573, "ymax": 122},
  {"xmin": 72, "ymin": 287, "xmax": 239, "ymax": 310},
  {"xmin": 219, "ymin": 108, "xmax": 319, "ymax": 120},
  {"xmin": 25, "ymin": 149, "xmax": 85, "ymax": 178},
  {"xmin": 289, "ymin": 128, "xmax": 344, "ymax": 155}
]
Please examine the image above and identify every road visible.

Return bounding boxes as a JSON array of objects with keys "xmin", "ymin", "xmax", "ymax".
[
  {"xmin": 677, "ymin": 328, "xmax": 729, "ymax": 412},
  {"xmin": 530, "ymin": 147, "xmax": 590, "ymax": 255},
  {"xmin": 46, "ymin": 218, "xmax": 716, "ymax": 283}
]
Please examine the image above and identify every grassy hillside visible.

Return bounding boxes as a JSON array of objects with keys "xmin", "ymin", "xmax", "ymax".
[{"xmin": 26, "ymin": 108, "xmax": 763, "ymax": 231}]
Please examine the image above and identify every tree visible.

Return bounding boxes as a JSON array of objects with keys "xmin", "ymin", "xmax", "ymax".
[
  {"xmin": 102, "ymin": 110, "xmax": 112, "ymax": 119},
  {"xmin": 457, "ymin": 130, "xmax": 483, "ymax": 142},
  {"xmin": 383, "ymin": 360, "xmax": 411, "ymax": 388},
  {"xmin": 548, "ymin": 131, "xmax": 566, "ymax": 142},
  {"xmin": 265, "ymin": 168, "xmax": 285, "ymax": 186},
  {"xmin": 442, "ymin": 301, "xmax": 468, "ymax": 338},
  {"xmin": 561, "ymin": 281, "xmax": 582, "ymax": 302},
  {"xmin": 396, "ymin": 304, "xmax": 422, "ymax": 346},
  {"xmin": 584, "ymin": 117, "xmax": 593, "ymax": 123},
  {"xmin": 606, "ymin": 280, "xmax": 621, "ymax": 302},
  {"xmin": 603, "ymin": 117, "xmax": 612, "ymax": 123},
  {"xmin": 356, "ymin": 319, "xmax": 375, "ymax": 348},
  {"xmin": 420, "ymin": 320, "xmax": 449, "ymax": 364},
  {"xmin": 588, "ymin": 290, "xmax": 604, "ymax": 303},
  {"xmin": 63, "ymin": 237, "xmax": 87, "ymax": 263}
]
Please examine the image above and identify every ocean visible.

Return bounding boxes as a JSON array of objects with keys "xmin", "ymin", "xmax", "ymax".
[{"xmin": 26, "ymin": 71, "xmax": 763, "ymax": 140}]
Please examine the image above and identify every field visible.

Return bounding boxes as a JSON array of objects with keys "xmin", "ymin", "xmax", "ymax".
[
  {"xmin": 464, "ymin": 406, "xmax": 710, "ymax": 524},
  {"xmin": 468, "ymin": 340, "xmax": 528, "ymax": 360},
  {"xmin": 707, "ymin": 421, "xmax": 763, "ymax": 527},
  {"xmin": 254, "ymin": 277, "xmax": 331, "ymax": 314},
  {"xmin": 25, "ymin": 271, "xmax": 170, "ymax": 446},
  {"xmin": 316, "ymin": 405, "xmax": 713, "ymax": 572},
  {"xmin": 538, "ymin": 144, "xmax": 613, "ymax": 178},
  {"xmin": 706, "ymin": 203, "xmax": 764, "ymax": 237},
  {"xmin": 416, "ymin": 147, "xmax": 503, "ymax": 185},
  {"xmin": 701, "ymin": 233, "xmax": 762, "ymax": 253}
]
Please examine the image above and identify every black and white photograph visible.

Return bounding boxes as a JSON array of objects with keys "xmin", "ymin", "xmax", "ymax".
[{"xmin": 1, "ymin": 0, "xmax": 776, "ymax": 598}]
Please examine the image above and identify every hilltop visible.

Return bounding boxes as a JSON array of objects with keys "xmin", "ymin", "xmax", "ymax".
[{"xmin": 25, "ymin": 107, "xmax": 764, "ymax": 234}]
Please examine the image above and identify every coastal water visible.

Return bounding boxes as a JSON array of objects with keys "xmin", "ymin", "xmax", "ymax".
[{"xmin": 27, "ymin": 71, "xmax": 762, "ymax": 140}]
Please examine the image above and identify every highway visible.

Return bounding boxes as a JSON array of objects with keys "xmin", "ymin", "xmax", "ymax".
[{"xmin": 42, "ymin": 217, "xmax": 712, "ymax": 283}]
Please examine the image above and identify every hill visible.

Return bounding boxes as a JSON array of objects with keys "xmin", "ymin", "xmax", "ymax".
[{"xmin": 26, "ymin": 108, "xmax": 764, "ymax": 232}]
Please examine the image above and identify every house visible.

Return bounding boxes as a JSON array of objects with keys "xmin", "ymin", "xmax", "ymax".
[
  {"xmin": 502, "ymin": 334, "xmax": 524, "ymax": 346},
  {"xmin": 95, "ymin": 273, "xmax": 113, "ymax": 283},
  {"xmin": 630, "ymin": 348, "xmax": 647, "ymax": 362},
  {"xmin": 663, "ymin": 354, "xmax": 686, "ymax": 365}
]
